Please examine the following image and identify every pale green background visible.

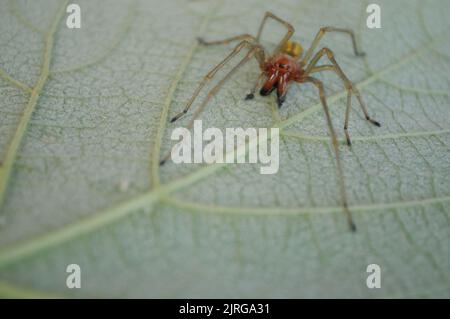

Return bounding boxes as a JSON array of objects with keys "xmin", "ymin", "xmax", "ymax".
[{"xmin": 0, "ymin": 0, "xmax": 449, "ymax": 298}]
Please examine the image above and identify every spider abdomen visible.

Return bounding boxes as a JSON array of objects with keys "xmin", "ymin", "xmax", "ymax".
[{"xmin": 281, "ymin": 40, "xmax": 303, "ymax": 58}]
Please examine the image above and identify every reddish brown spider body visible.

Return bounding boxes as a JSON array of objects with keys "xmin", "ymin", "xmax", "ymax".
[
  {"xmin": 260, "ymin": 53, "xmax": 304, "ymax": 106},
  {"xmin": 162, "ymin": 12, "xmax": 381, "ymax": 231}
]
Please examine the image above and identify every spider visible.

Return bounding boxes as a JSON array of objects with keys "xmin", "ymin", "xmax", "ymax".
[{"xmin": 162, "ymin": 12, "xmax": 381, "ymax": 231}]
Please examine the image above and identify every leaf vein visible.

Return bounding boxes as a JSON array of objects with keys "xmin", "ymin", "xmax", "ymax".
[{"xmin": 0, "ymin": 1, "xmax": 69, "ymax": 209}]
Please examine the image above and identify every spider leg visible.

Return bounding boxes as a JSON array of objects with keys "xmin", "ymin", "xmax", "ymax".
[
  {"xmin": 256, "ymin": 11, "xmax": 294, "ymax": 55},
  {"xmin": 301, "ymin": 27, "xmax": 365, "ymax": 65},
  {"xmin": 307, "ymin": 64, "xmax": 334, "ymax": 73},
  {"xmin": 170, "ymin": 40, "xmax": 265, "ymax": 123},
  {"xmin": 198, "ymin": 12, "xmax": 294, "ymax": 55},
  {"xmin": 198, "ymin": 34, "xmax": 256, "ymax": 46},
  {"xmin": 245, "ymin": 72, "xmax": 265, "ymax": 100},
  {"xmin": 306, "ymin": 48, "xmax": 380, "ymax": 146},
  {"xmin": 302, "ymin": 76, "xmax": 356, "ymax": 232},
  {"xmin": 187, "ymin": 47, "xmax": 261, "ymax": 129},
  {"xmin": 309, "ymin": 65, "xmax": 353, "ymax": 145},
  {"xmin": 160, "ymin": 46, "xmax": 263, "ymax": 166}
]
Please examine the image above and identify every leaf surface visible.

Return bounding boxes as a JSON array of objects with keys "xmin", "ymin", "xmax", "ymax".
[{"xmin": 0, "ymin": 0, "xmax": 449, "ymax": 298}]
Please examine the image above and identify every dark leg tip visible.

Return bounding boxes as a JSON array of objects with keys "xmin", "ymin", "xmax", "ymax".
[
  {"xmin": 366, "ymin": 117, "xmax": 381, "ymax": 127},
  {"xmin": 346, "ymin": 138, "xmax": 352, "ymax": 147},
  {"xmin": 170, "ymin": 111, "xmax": 186, "ymax": 123},
  {"xmin": 356, "ymin": 52, "xmax": 366, "ymax": 57},
  {"xmin": 159, "ymin": 159, "xmax": 166, "ymax": 166},
  {"xmin": 197, "ymin": 37, "xmax": 206, "ymax": 45},
  {"xmin": 260, "ymin": 87, "xmax": 274, "ymax": 96},
  {"xmin": 245, "ymin": 93, "xmax": 254, "ymax": 100},
  {"xmin": 277, "ymin": 96, "xmax": 285, "ymax": 108},
  {"xmin": 349, "ymin": 221, "xmax": 357, "ymax": 232}
]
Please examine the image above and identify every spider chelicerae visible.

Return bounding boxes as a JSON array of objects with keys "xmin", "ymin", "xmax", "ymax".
[{"xmin": 162, "ymin": 12, "xmax": 381, "ymax": 231}]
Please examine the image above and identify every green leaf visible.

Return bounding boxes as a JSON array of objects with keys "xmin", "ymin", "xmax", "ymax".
[{"xmin": 0, "ymin": 0, "xmax": 449, "ymax": 298}]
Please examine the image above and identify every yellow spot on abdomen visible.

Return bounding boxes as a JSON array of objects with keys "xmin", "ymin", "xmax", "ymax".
[{"xmin": 282, "ymin": 40, "xmax": 303, "ymax": 58}]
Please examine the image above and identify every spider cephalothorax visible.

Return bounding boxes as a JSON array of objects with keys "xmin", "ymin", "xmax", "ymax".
[
  {"xmin": 260, "ymin": 53, "xmax": 303, "ymax": 107},
  {"xmin": 163, "ymin": 12, "xmax": 381, "ymax": 231}
]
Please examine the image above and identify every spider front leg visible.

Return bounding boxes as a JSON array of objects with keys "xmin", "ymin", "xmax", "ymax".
[
  {"xmin": 306, "ymin": 47, "xmax": 380, "ymax": 146},
  {"xmin": 170, "ymin": 39, "xmax": 264, "ymax": 123},
  {"xmin": 303, "ymin": 76, "xmax": 356, "ymax": 232},
  {"xmin": 197, "ymin": 10, "xmax": 295, "ymax": 53},
  {"xmin": 256, "ymin": 11, "xmax": 295, "ymax": 54},
  {"xmin": 186, "ymin": 46, "xmax": 264, "ymax": 129},
  {"xmin": 160, "ymin": 44, "xmax": 265, "ymax": 165},
  {"xmin": 301, "ymin": 27, "xmax": 365, "ymax": 65},
  {"xmin": 197, "ymin": 34, "xmax": 256, "ymax": 46}
]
